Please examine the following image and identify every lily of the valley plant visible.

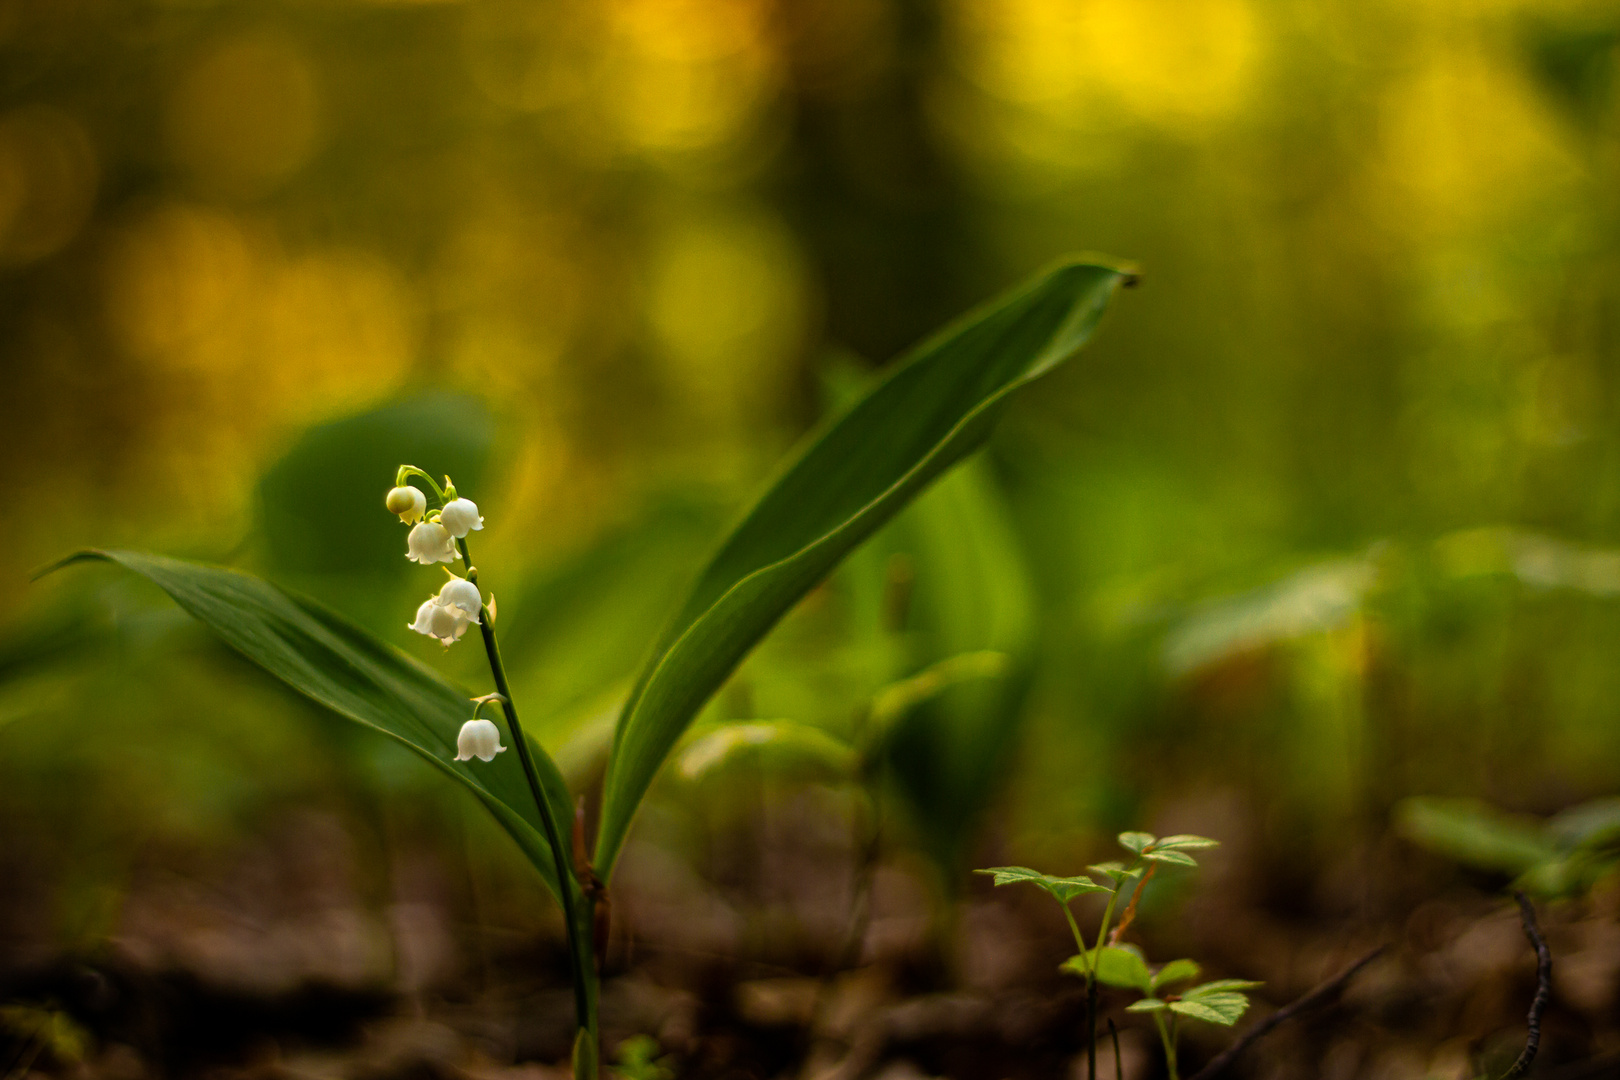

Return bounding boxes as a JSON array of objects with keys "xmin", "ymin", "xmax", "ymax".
[{"xmin": 51, "ymin": 258, "xmax": 1136, "ymax": 1077}]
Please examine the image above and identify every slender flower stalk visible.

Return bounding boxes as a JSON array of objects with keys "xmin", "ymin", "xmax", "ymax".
[
  {"xmin": 389, "ymin": 464, "xmax": 598, "ymax": 1073},
  {"xmin": 458, "ymin": 533, "xmax": 598, "ymax": 1057}
]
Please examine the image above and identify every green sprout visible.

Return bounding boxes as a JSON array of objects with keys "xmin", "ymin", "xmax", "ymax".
[{"xmin": 979, "ymin": 831, "xmax": 1256, "ymax": 1080}]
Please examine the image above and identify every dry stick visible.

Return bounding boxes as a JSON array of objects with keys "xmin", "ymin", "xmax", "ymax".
[
  {"xmin": 1498, "ymin": 891, "xmax": 1552, "ymax": 1080},
  {"xmin": 1186, "ymin": 945, "xmax": 1387, "ymax": 1080},
  {"xmin": 1109, "ymin": 863, "xmax": 1157, "ymax": 945}
]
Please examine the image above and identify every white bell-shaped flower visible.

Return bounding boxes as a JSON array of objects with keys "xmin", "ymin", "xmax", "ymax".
[
  {"xmin": 385, "ymin": 485, "xmax": 427, "ymax": 524},
  {"xmin": 454, "ymin": 717, "xmax": 506, "ymax": 762},
  {"xmin": 439, "ymin": 497, "xmax": 484, "ymax": 538},
  {"xmin": 435, "ymin": 577, "xmax": 482, "ymax": 623},
  {"xmin": 406, "ymin": 521, "xmax": 457, "ymax": 564},
  {"xmin": 408, "ymin": 597, "xmax": 469, "ymax": 645}
]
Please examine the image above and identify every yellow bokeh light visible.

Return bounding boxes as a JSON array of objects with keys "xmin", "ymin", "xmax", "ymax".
[
  {"xmin": 949, "ymin": 0, "xmax": 1264, "ymax": 129},
  {"xmin": 646, "ymin": 206, "xmax": 810, "ymax": 427},
  {"xmin": 0, "ymin": 105, "xmax": 97, "ymax": 265},
  {"xmin": 603, "ymin": 0, "xmax": 779, "ymax": 155},
  {"xmin": 103, "ymin": 204, "xmax": 417, "ymax": 519},
  {"xmin": 166, "ymin": 29, "xmax": 322, "ymax": 198},
  {"xmin": 1373, "ymin": 41, "xmax": 1581, "ymax": 239},
  {"xmin": 103, "ymin": 204, "xmax": 255, "ymax": 360}
]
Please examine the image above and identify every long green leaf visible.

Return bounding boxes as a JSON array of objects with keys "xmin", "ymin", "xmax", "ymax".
[
  {"xmin": 597, "ymin": 257, "xmax": 1135, "ymax": 876},
  {"xmin": 49, "ymin": 550, "xmax": 578, "ymax": 904}
]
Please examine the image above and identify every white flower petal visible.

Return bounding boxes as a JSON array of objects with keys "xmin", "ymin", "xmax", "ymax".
[
  {"xmin": 436, "ymin": 578, "xmax": 482, "ymax": 622},
  {"xmin": 386, "ymin": 485, "xmax": 427, "ymax": 524},
  {"xmin": 407, "ymin": 598, "xmax": 437, "ymax": 635},
  {"xmin": 426, "ymin": 603, "xmax": 465, "ymax": 643},
  {"xmin": 407, "ymin": 521, "xmax": 458, "ymax": 564},
  {"xmin": 440, "ymin": 498, "xmax": 484, "ymax": 538},
  {"xmin": 454, "ymin": 718, "xmax": 506, "ymax": 762}
]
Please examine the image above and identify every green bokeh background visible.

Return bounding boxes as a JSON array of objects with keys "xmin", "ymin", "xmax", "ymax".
[{"xmin": 6, "ymin": 0, "xmax": 1620, "ymax": 962}]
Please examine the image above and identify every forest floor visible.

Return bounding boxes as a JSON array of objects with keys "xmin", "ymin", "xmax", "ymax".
[{"xmin": 2, "ymin": 793, "xmax": 1617, "ymax": 1080}]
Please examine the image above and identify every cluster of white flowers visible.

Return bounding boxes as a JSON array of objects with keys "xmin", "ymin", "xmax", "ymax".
[
  {"xmin": 385, "ymin": 480, "xmax": 486, "ymax": 646},
  {"xmin": 388, "ymin": 486, "xmax": 484, "ymax": 567},
  {"xmin": 387, "ymin": 471, "xmax": 505, "ymax": 763}
]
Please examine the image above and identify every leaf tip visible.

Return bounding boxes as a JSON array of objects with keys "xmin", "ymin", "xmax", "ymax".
[{"xmin": 30, "ymin": 549, "xmax": 110, "ymax": 583}]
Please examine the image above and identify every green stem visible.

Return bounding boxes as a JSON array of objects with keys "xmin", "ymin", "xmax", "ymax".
[
  {"xmin": 1058, "ymin": 901, "xmax": 1098, "ymax": 1080},
  {"xmin": 1154, "ymin": 1012, "xmax": 1180, "ymax": 1080},
  {"xmin": 1090, "ymin": 871, "xmax": 1131, "ymax": 972},
  {"xmin": 395, "ymin": 464, "xmax": 446, "ymax": 503},
  {"xmin": 1081, "ymin": 867, "xmax": 1137, "ymax": 1080},
  {"xmin": 1061, "ymin": 904, "xmax": 1089, "ymax": 956},
  {"xmin": 460, "ymin": 536, "xmax": 598, "ymax": 1066}
]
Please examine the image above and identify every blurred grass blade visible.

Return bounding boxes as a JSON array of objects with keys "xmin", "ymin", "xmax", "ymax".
[
  {"xmin": 48, "ymin": 550, "xmax": 577, "ymax": 902},
  {"xmin": 677, "ymin": 719, "xmax": 856, "ymax": 783},
  {"xmin": 596, "ymin": 257, "xmax": 1135, "ymax": 877}
]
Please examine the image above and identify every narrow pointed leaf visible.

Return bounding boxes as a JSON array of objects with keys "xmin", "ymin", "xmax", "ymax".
[
  {"xmin": 1143, "ymin": 849, "xmax": 1199, "ymax": 867},
  {"xmin": 596, "ymin": 258, "xmax": 1134, "ymax": 876},
  {"xmin": 49, "ymin": 550, "xmax": 577, "ymax": 904}
]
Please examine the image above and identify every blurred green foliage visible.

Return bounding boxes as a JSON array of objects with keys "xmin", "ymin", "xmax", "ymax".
[{"xmin": 7, "ymin": 0, "xmax": 1620, "ymax": 967}]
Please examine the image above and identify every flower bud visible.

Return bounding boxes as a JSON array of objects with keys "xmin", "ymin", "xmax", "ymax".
[
  {"xmin": 436, "ymin": 577, "xmax": 482, "ymax": 623},
  {"xmin": 408, "ymin": 597, "xmax": 470, "ymax": 645},
  {"xmin": 439, "ymin": 497, "xmax": 484, "ymax": 538},
  {"xmin": 406, "ymin": 521, "xmax": 458, "ymax": 564},
  {"xmin": 454, "ymin": 717, "xmax": 507, "ymax": 762},
  {"xmin": 385, "ymin": 485, "xmax": 427, "ymax": 524}
]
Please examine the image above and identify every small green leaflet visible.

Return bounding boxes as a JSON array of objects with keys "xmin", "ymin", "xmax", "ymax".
[
  {"xmin": 1153, "ymin": 834, "xmax": 1219, "ymax": 851},
  {"xmin": 1169, "ymin": 980, "xmax": 1263, "ymax": 1026},
  {"xmin": 1091, "ymin": 944, "xmax": 1152, "ymax": 993},
  {"xmin": 1169, "ymin": 994, "xmax": 1251, "ymax": 1026},
  {"xmin": 1088, "ymin": 861, "xmax": 1139, "ymax": 883},
  {"xmin": 976, "ymin": 866, "xmax": 1110, "ymax": 903},
  {"xmin": 1126, "ymin": 999, "xmax": 1166, "ymax": 1013},
  {"xmin": 1152, "ymin": 959, "xmax": 1201, "ymax": 990},
  {"xmin": 1143, "ymin": 849, "xmax": 1199, "ymax": 867},
  {"xmin": 1186, "ymin": 979, "xmax": 1263, "ymax": 995},
  {"xmin": 1118, "ymin": 831, "xmax": 1155, "ymax": 854}
]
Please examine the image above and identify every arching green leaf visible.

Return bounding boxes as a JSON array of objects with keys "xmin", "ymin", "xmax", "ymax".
[
  {"xmin": 47, "ymin": 550, "xmax": 578, "ymax": 910},
  {"xmin": 595, "ymin": 257, "xmax": 1134, "ymax": 876}
]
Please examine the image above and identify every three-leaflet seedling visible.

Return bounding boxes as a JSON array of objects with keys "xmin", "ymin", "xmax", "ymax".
[{"xmin": 979, "ymin": 831, "xmax": 1260, "ymax": 1080}]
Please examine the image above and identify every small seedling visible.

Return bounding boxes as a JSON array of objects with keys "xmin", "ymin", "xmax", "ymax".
[
  {"xmin": 979, "ymin": 831, "xmax": 1257, "ymax": 1080},
  {"xmin": 613, "ymin": 1035, "xmax": 674, "ymax": 1080}
]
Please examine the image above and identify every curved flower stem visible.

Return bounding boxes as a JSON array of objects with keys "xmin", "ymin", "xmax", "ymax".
[
  {"xmin": 395, "ymin": 465, "xmax": 447, "ymax": 503},
  {"xmin": 459, "ymin": 536, "xmax": 598, "ymax": 1067}
]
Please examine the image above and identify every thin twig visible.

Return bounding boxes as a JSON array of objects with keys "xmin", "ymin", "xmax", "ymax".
[
  {"xmin": 1186, "ymin": 945, "xmax": 1386, "ymax": 1080},
  {"xmin": 1108, "ymin": 1018, "xmax": 1124, "ymax": 1080},
  {"xmin": 1498, "ymin": 891, "xmax": 1552, "ymax": 1080},
  {"xmin": 1109, "ymin": 863, "xmax": 1157, "ymax": 945}
]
